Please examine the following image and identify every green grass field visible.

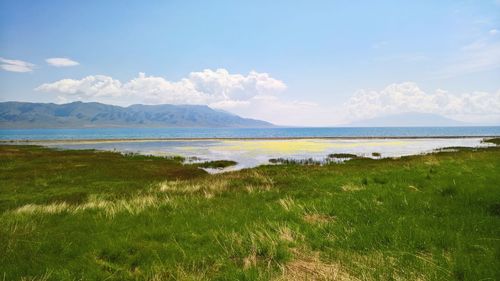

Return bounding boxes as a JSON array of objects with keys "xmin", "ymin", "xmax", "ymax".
[{"xmin": 1, "ymin": 142, "xmax": 499, "ymax": 280}]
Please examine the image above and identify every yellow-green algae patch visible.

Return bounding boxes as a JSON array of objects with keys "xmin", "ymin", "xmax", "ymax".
[{"xmin": 213, "ymin": 139, "xmax": 409, "ymax": 153}]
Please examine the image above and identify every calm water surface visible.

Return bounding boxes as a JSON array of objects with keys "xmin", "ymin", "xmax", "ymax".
[{"xmin": 1, "ymin": 126, "xmax": 499, "ymax": 140}]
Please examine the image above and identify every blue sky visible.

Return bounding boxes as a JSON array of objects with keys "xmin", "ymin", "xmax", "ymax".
[{"xmin": 1, "ymin": 0, "xmax": 499, "ymax": 125}]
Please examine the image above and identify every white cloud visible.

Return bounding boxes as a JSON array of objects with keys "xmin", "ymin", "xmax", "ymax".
[
  {"xmin": 188, "ymin": 69, "xmax": 286, "ymax": 100},
  {"xmin": 0, "ymin": 57, "xmax": 35, "ymax": 72},
  {"xmin": 490, "ymin": 29, "xmax": 499, "ymax": 35},
  {"xmin": 36, "ymin": 69, "xmax": 286, "ymax": 105},
  {"xmin": 37, "ymin": 75, "xmax": 122, "ymax": 98},
  {"xmin": 46, "ymin": 57, "xmax": 80, "ymax": 67},
  {"xmin": 344, "ymin": 82, "xmax": 500, "ymax": 123}
]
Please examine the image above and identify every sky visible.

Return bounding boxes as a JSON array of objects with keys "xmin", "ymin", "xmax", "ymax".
[{"xmin": 0, "ymin": 0, "xmax": 499, "ymax": 126}]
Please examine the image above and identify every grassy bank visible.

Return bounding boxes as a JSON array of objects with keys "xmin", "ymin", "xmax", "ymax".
[{"xmin": 1, "ymin": 143, "xmax": 499, "ymax": 280}]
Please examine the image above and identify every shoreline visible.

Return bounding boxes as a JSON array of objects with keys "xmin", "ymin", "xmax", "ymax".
[{"xmin": 0, "ymin": 135, "xmax": 498, "ymax": 143}]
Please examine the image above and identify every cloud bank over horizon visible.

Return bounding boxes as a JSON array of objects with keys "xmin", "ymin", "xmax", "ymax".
[
  {"xmin": 345, "ymin": 82, "xmax": 500, "ymax": 124},
  {"xmin": 36, "ymin": 69, "xmax": 500, "ymax": 126}
]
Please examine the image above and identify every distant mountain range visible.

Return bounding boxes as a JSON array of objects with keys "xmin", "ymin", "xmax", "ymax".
[
  {"xmin": 348, "ymin": 112, "xmax": 469, "ymax": 127},
  {"xmin": 0, "ymin": 101, "xmax": 274, "ymax": 129}
]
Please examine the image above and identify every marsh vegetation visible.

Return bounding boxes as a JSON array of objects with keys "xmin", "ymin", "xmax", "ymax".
[{"xmin": 1, "ymin": 141, "xmax": 499, "ymax": 280}]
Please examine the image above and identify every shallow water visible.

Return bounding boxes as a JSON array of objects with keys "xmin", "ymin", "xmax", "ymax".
[{"xmin": 41, "ymin": 138, "xmax": 490, "ymax": 172}]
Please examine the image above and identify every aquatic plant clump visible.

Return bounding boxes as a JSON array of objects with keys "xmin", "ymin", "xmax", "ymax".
[
  {"xmin": 483, "ymin": 137, "xmax": 500, "ymax": 145},
  {"xmin": 196, "ymin": 160, "xmax": 238, "ymax": 169},
  {"xmin": 328, "ymin": 153, "xmax": 359, "ymax": 159}
]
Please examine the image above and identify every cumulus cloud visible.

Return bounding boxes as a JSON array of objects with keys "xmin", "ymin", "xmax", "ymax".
[
  {"xmin": 344, "ymin": 82, "xmax": 500, "ymax": 123},
  {"xmin": 0, "ymin": 57, "xmax": 35, "ymax": 72},
  {"xmin": 46, "ymin": 57, "xmax": 80, "ymax": 67},
  {"xmin": 37, "ymin": 75, "xmax": 122, "ymax": 98},
  {"xmin": 35, "ymin": 68, "xmax": 287, "ymax": 106}
]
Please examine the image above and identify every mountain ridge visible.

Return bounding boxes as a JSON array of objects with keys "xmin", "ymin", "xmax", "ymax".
[{"xmin": 0, "ymin": 101, "xmax": 274, "ymax": 129}]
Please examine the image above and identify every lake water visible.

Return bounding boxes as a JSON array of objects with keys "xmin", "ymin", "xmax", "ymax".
[
  {"xmin": 34, "ymin": 138, "xmax": 489, "ymax": 172},
  {"xmin": 0, "ymin": 126, "xmax": 499, "ymax": 140},
  {"xmin": 1, "ymin": 127, "xmax": 497, "ymax": 172}
]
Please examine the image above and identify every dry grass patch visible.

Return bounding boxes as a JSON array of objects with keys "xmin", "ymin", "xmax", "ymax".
[
  {"xmin": 15, "ymin": 202, "xmax": 70, "ymax": 215},
  {"xmin": 249, "ymin": 170, "xmax": 275, "ymax": 189},
  {"xmin": 230, "ymin": 224, "xmax": 302, "ymax": 271},
  {"xmin": 278, "ymin": 196, "xmax": 302, "ymax": 212},
  {"xmin": 277, "ymin": 249, "xmax": 355, "ymax": 281},
  {"xmin": 243, "ymin": 250, "xmax": 258, "ymax": 270},
  {"xmin": 303, "ymin": 213, "xmax": 336, "ymax": 225},
  {"xmin": 244, "ymin": 183, "xmax": 272, "ymax": 193},
  {"xmin": 278, "ymin": 225, "xmax": 296, "ymax": 242},
  {"xmin": 341, "ymin": 184, "xmax": 364, "ymax": 192},
  {"xmin": 157, "ymin": 178, "xmax": 230, "ymax": 195},
  {"xmin": 13, "ymin": 194, "xmax": 171, "ymax": 218},
  {"xmin": 332, "ymin": 250, "xmax": 445, "ymax": 281}
]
